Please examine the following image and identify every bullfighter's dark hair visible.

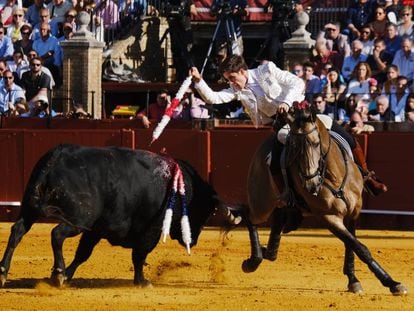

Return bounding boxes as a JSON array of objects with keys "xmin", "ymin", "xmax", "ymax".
[{"xmin": 219, "ymin": 55, "xmax": 248, "ymax": 76}]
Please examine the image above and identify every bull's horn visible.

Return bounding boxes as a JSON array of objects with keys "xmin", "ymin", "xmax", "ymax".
[{"xmin": 220, "ymin": 205, "xmax": 242, "ymax": 225}]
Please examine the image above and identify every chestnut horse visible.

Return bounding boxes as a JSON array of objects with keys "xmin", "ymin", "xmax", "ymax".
[{"xmin": 241, "ymin": 104, "xmax": 407, "ymax": 295}]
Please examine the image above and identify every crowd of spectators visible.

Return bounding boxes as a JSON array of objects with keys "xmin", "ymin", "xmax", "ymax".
[
  {"xmin": 0, "ymin": 0, "xmax": 145, "ymax": 118},
  {"xmin": 288, "ymin": 0, "xmax": 414, "ymax": 131}
]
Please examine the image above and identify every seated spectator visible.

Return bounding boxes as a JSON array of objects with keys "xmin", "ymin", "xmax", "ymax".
[
  {"xmin": 1, "ymin": 0, "xmax": 18, "ymax": 29},
  {"xmin": 178, "ymin": 87, "xmax": 210, "ymax": 120},
  {"xmin": 359, "ymin": 25, "xmax": 375, "ymax": 55},
  {"xmin": 397, "ymin": 5, "xmax": 414, "ymax": 38},
  {"xmin": 291, "ymin": 62, "xmax": 303, "ymax": 78},
  {"xmin": 136, "ymin": 89, "xmax": 170, "ymax": 128},
  {"xmin": 6, "ymin": 50, "xmax": 29, "ymax": 79},
  {"xmin": 25, "ymin": 0, "xmax": 46, "ymax": 28},
  {"xmin": 32, "ymin": 8, "xmax": 59, "ymax": 40},
  {"xmin": 366, "ymin": 37, "xmax": 393, "ymax": 84},
  {"xmin": 33, "ymin": 22, "xmax": 63, "ymax": 87},
  {"xmin": 370, "ymin": 5, "xmax": 388, "ymax": 39},
  {"xmin": 9, "ymin": 99, "xmax": 30, "ymax": 117},
  {"xmin": 13, "ymin": 24, "xmax": 34, "ymax": 57},
  {"xmin": 348, "ymin": 110, "xmax": 375, "ymax": 134},
  {"xmin": 345, "ymin": 0, "xmax": 375, "ymax": 41},
  {"xmin": 47, "ymin": 0, "xmax": 74, "ymax": 24},
  {"xmin": 0, "ymin": 69, "xmax": 25, "ymax": 115},
  {"xmin": 322, "ymin": 67, "xmax": 347, "ymax": 105},
  {"xmin": 27, "ymin": 94, "xmax": 59, "ymax": 117},
  {"xmin": 368, "ymin": 94, "xmax": 395, "ymax": 121},
  {"xmin": 303, "ymin": 62, "xmax": 322, "ymax": 101},
  {"xmin": 392, "ymin": 36, "xmax": 414, "ymax": 81},
  {"xmin": 341, "ymin": 40, "xmax": 368, "ymax": 81},
  {"xmin": 95, "ymin": 0, "xmax": 120, "ymax": 45},
  {"xmin": 317, "ymin": 21, "xmax": 350, "ymax": 68},
  {"xmin": 405, "ymin": 93, "xmax": 414, "ymax": 122},
  {"xmin": 381, "ymin": 63, "xmax": 399, "ymax": 95},
  {"xmin": 310, "ymin": 38, "xmax": 343, "ymax": 77},
  {"xmin": 74, "ymin": 0, "xmax": 96, "ymax": 13},
  {"xmin": 311, "ymin": 94, "xmax": 335, "ymax": 119},
  {"xmin": 63, "ymin": 8, "xmax": 77, "ymax": 31},
  {"xmin": 367, "ymin": 77, "xmax": 381, "ymax": 111},
  {"xmin": 7, "ymin": 8, "xmax": 29, "ymax": 43},
  {"xmin": 19, "ymin": 49, "xmax": 56, "ymax": 89},
  {"xmin": 389, "ymin": 75, "xmax": 410, "ymax": 121},
  {"xmin": 343, "ymin": 93, "xmax": 359, "ymax": 121},
  {"xmin": 345, "ymin": 62, "xmax": 373, "ymax": 99},
  {"xmin": 0, "ymin": 23, "xmax": 14, "ymax": 61},
  {"xmin": 58, "ymin": 22, "xmax": 74, "ymax": 42},
  {"xmin": 20, "ymin": 56, "xmax": 51, "ymax": 103},
  {"xmin": 384, "ymin": 22, "xmax": 401, "ymax": 58}
]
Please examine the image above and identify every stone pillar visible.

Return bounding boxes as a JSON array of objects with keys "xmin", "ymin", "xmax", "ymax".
[
  {"xmin": 60, "ymin": 11, "xmax": 105, "ymax": 118},
  {"xmin": 283, "ymin": 11, "xmax": 315, "ymax": 70}
]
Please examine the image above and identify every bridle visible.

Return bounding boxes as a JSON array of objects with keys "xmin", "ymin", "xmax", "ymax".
[{"xmin": 289, "ymin": 123, "xmax": 331, "ymax": 194}]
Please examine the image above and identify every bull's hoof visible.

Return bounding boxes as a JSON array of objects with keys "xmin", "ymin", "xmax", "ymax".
[
  {"xmin": 348, "ymin": 281, "xmax": 363, "ymax": 294},
  {"xmin": 261, "ymin": 247, "xmax": 277, "ymax": 261},
  {"xmin": 391, "ymin": 283, "xmax": 408, "ymax": 296},
  {"xmin": 51, "ymin": 269, "xmax": 66, "ymax": 287},
  {"xmin": 242, "ymin": 257, "xmax": 262, "ymax": 273}
]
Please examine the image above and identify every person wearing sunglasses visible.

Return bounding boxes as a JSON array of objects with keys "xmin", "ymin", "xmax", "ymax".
[
  {"xmin": 397, "ymin": 6, "xmax": 414, "ymax": 38},
  {"xmin": 317, "ymin": 22, "xmax": 351, "ymax": 68},
  {"xmin": 13, "ymin": 24, "xmax": 34, "ymax": 56},
  {"xmin": 7, "ymin": 8, "xmax": 29, "ymax": 43},
  {"xmin": 47, "ymin": 0, "xmax": 73, "ymax": 24},
  {"xmin": 0, "ymin": 69, "xmax": 25, "ymax": 116},
  {"xmin": 345, "ymin": 0, "xmax": 375, "ymax": 41},
  {"xmin": 19, "ymin": 56, "xmax": 51, "ymax": 103}
]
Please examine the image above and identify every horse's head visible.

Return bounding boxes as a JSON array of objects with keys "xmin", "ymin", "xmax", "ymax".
[{"xmin": 286, "ymin": 101, "xmax": 325, "ymax": 196}]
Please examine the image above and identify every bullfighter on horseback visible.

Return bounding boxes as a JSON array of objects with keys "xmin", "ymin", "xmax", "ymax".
[{"xmin": 190, "ymin": 54, "xmax": 387, "ymax": 196}]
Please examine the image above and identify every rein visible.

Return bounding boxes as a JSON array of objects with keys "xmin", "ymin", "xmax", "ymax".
[{"xmin": 289, "ymin": 121, "xmax": 348, "ymax": 200}]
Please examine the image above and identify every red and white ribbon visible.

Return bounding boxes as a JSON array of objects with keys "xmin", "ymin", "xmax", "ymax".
[{"xmin": 151, "ymin": 76, "xmax": 193, "ymax": 145}]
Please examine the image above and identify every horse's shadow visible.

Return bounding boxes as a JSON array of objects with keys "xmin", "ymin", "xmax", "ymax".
[{"xmin": 5, "ymin": 278, "xmax": 134, "ymax": 289}]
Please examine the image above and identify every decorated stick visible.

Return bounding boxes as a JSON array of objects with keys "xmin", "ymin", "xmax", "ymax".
[{"xmin": 151, "ymin": 76, "xmax": 193, "ymax": 145}]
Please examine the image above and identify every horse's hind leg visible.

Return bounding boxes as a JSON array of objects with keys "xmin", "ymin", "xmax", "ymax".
[
  {"xmin": 343, "ymin": 219, "xmax": 363, "ymax": 293},
  {"xmin": 0, "ymin": 217, "xmax": 36, "ymax": 287},
  {"xmin": 242, "ymin": 217, "xmax": 263, "ymax": 273},
  {"xmin": 324, "ymin": 215, "xmax": 408, "ymax": 295}
]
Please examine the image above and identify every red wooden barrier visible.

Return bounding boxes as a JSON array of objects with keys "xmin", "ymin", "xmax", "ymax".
[
  {"xmin": 134, "ymin": 129, "xmax": 210, "ymax": 181},
  {"xmin": 365, "ymin": 133, "xmax": 414, "ymax": 213}
]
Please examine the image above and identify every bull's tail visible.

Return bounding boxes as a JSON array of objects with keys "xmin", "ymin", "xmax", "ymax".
[{"xmin": 42, "ymin": 205, "xmax": 92, "ymax": 232}]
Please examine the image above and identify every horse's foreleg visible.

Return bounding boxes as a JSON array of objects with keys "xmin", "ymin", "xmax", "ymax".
[
  {"xmin": 262, "ymin": 208, "xmax": 286, "ymax": 261},
  {"xmin": 242, "ymin": 218, "xmax": 263, "ymax": 273},
  {"xmin": 343, "ymin": 219, "xmax": 362, "ymax": 293},
  {"xmin": 324, "ymin": 215, "xmax": 408, "ymax": 295}
]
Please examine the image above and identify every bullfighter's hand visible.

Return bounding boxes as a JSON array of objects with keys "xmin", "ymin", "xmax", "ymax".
[
  {"xmin": 190, "ymin": 67, "xmax": 201, "ymax": 83},
  {"xmin": 277, "ymin": 103, "xmax": 290, "ymax": 114}
]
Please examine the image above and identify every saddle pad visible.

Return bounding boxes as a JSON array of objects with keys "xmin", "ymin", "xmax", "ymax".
[{"xmin": 329, "ymin": 131, "xmax": 354, "ymax": 161}]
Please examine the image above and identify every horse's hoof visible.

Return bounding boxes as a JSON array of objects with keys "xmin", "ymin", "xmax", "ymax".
[
  {"xmin": 134, "ymin": 279, "xmax": 153, "ymax": 288},
  {"xmin": 51, "ymin": 269, "xmax": 66, "ymax": 287},
  {"xmin": 261, "ymin": 247, "xmax": 277, "ymax": 261},
  {"xmin": 242, "ymin": 257, "xmax": 262, "ymax": 273},
  {"xmin": 348, "ymin": 282, "xmax": 363, "ymax": 294},
  {"xmin": 391, "ymin": 283, "xmax": 408, "ymax": 296},
  {"xmin": 0, "ymin": 274, "xmax": 6, "ymax": 287}
]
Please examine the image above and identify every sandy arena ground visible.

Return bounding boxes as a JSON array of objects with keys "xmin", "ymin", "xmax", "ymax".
[{"xmin": 0, "ymin": 223, "xmax": 412, "ymax": 311}]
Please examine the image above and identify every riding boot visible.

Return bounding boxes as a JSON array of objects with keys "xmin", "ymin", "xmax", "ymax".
[{"xmin": 352, "ymin": 142, "xmax": 388, "ymax": 196}]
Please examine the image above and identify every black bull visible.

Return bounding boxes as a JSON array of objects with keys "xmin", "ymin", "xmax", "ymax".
[{"xmin": 0, "ymin": 144, "xmax": 237, "ymax": 287}]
